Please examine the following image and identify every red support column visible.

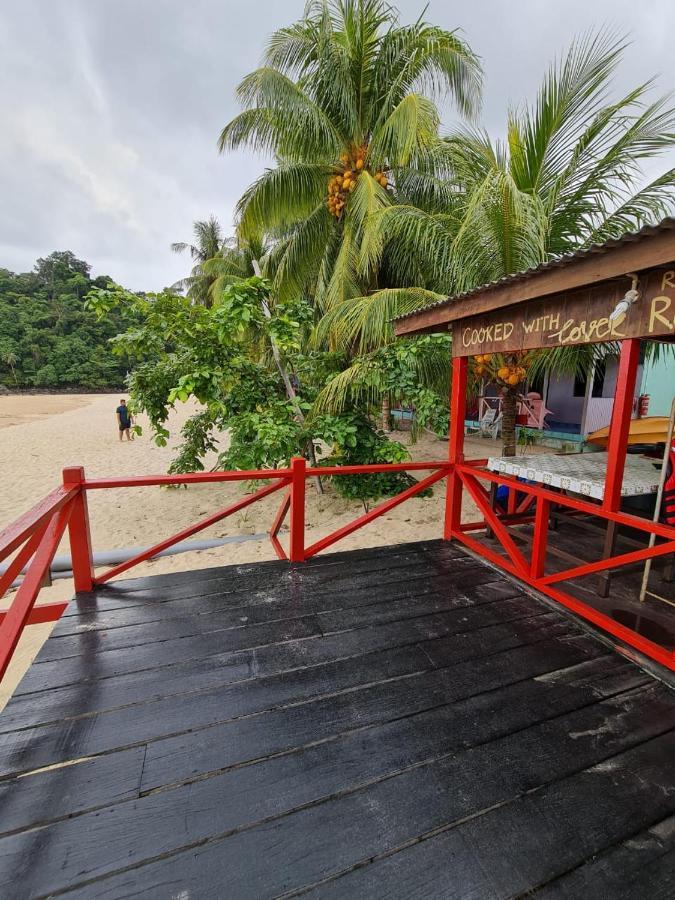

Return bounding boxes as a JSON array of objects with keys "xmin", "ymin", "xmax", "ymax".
[
  {"xmin": 289, "ymin": 456, "xmax": 306, "ymax": 563},
  {"xmin": 603, "ymin": 339, "xmax": 640, "ymax": 512},
  {"xmin": 63, "ymin": 467, "xmax": 94, "ymax": 593},
  {"xmin": 530, "ymin": 497, "xmax": 550, "ymax": 579},
  {"xmin": 444, "ymin": 355, "xmax": 468, "ymax": 539}
]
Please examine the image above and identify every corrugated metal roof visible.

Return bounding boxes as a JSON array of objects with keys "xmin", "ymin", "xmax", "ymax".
[{"xmin": 394, "ymin": 217, "xmax": 675, "ymax": 323}]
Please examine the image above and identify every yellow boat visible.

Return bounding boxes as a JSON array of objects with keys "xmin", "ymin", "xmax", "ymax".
[{"xmin": 586, "ymin": 416, "xmax": 672, "ymax": 446}]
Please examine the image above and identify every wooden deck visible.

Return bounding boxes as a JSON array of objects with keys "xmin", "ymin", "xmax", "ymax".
[
  {"xmin": 0, "ymin": 539, "xmax": 674, "ymax": 898},
  {"xmin": 484, "ymin": 517, "xmax": 675, "ymax": 651}
]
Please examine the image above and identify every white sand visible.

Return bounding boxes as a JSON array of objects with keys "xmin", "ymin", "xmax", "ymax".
[{"xmin": 0, "ymin": 392, "xmax": 523, "ymax": 706}]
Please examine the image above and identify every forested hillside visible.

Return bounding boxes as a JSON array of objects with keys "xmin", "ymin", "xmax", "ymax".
[{"xmin": 0, "ymin": 251, "xmax": 130, "ymax": 389}]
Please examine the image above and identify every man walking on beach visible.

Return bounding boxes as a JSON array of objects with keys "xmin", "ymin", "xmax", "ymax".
[{"xmin": 116, "ymin": 398, "xmax": 132, "ymax": 441}]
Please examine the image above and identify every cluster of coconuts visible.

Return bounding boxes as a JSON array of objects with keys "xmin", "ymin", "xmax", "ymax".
[
  {"xmin": 326, "ymin": 147, "xmax": 389, "ymax": 218},
  {"xmin": 472, "ymin": 353, "xmax": 492, "ymax": 376},
  {"xmin": 497, "ymin": 363, "xmax": 527, "ymax": 387},
  {"xmin": 473, "ymin": 353, "xmax": 527, "ymax": 388}
]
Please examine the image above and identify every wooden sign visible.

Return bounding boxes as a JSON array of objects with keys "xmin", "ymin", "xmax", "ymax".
[{"xmin": 452, "ymin": 268, "xmax": 675, "ymax": 357}]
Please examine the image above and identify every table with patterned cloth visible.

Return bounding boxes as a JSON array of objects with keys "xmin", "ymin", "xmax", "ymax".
[
  {"xmin": 485, "ymin": 451, "xmax": 665, "ymax": 597},
  {"xmin": 486, "ymin": 452, "xmax": 661, "ymax": 501}
]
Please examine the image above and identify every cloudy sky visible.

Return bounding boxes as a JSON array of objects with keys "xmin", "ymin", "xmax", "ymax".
[{"xmin": 2, "ymin": 0, "xmax": 675, "ymax": 290}]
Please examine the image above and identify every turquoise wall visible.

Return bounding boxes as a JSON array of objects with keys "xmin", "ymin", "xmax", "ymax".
[{"xmin": 641, "ymin": 356, "xmax": 675, "ymax": 416}]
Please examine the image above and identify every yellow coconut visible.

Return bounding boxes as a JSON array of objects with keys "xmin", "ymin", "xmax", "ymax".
[
  {"xmin": 497, "ymin": 367, "xmax": 509, "ymax": 379},
  {"xmin": 508, "ymin": 374, "xmax": 520, "ymax": 386}
]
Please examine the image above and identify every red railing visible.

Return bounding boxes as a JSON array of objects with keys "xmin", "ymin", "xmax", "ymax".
[
  {"xmin": 2, "ymin": 451, "xmax": 673, "ymax": 681},
  {"xmin": 0, "ymin": 459, "xmax": 449, "ymax": 679},
  {"xmin": 448, "ymin": 463, "xmax": 675, "ymax": 671}
]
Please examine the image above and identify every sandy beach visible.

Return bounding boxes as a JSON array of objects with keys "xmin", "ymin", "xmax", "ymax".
[{"xmin": 0, "ymin": 392, "xmax": 517, "ymax": 706}]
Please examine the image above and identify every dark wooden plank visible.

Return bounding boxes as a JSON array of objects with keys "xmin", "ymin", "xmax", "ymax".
[
  {"xmin": 47, "ymin": 564, "xmax": 510, "ymax": 640},
  {"xmin": 59, "ymin": 556, "xmax": 483, "ymax": 627},
  {"xmin": 0, "ymin": 622, "xmax": 614, "ymax": 842},
  {"xmin": 13, "ymin": 590, "xmax": 542, "ymax": 696},
  {"xmin": 40, "ymin": 692, "xmax": 675, "ymax": 900},
  {"xmin": 38, "ymin": 609, "xmax": 324, "ymax": 663},
  {"xmin": 534, "ymin": 814, "xmax": 675, "ymax": 899},
  {"xmin": 28, "ymin": 616, "xmax": 321, "ymax": 668},
  {"xmin": 304, "ymin": 731, "xmax": 675, "ymax": 900},
  {"xmin": 3, "ymin": 537, "xmax": 671, "ymax": 900},
  {"xmin": 0, "ymin": 619, "xmax": 590, "ymax": 781},
  {"xmin": 64, "ymin": 541, "xmax": 469, "ymax": 610},
  {"xmin": 314, "ymin": 579, "xmax": 518, "ymax": 633},
  {"xmin": 139, "ymin": 634, "xmax": 603, "ymax": 793},
  {"xmin": 0, "ymin": 605, "xmax": 559, "ymax": 734},
  {"xmin": 0, "ymin": 641, "xmax": 430, "ymax": 746},
  {"xmin": 0, "ymin": 659, "xmax": 658, "ymax": 896},
  {"xmin": 0, "ymin": 747, "xmax": 145, "ymax": 838}
]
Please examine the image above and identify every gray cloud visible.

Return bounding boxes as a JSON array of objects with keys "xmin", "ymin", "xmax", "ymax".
[{"xmin": 1, "ymin": 0, "xmax": 674, "ymax": 290}]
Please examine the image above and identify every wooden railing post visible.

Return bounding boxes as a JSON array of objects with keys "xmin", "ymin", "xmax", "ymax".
[
  {"xmin": 603, "ymin": 338, "xmax": 640, "ymax": 512},
  {"xmin": 289, "ymin": 457, "xmax": 306, "ymax": 563},
  {"xmin": 444, "ymin": 355, "xmax": 468, "ymax": 539},
  {"xmin": 63, "ymin": 467, "xmax": 94, "ymax": 593},
  {"xmin": 530, "ymin": 497, "xmax": 550, "ymax": 579}
]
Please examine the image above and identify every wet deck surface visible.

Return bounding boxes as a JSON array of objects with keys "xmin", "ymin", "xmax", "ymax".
[
  {"xmin": 484, "ymin": 516, "xmax": 675, "ymax": 650},
  {"xmin": 0, "ymin": 539, "xmax": 674, "ymax": 898}
]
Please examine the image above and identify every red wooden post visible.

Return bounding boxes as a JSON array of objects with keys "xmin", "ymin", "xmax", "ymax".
[
  {"xmin": 444, "ymin": 356, "xmax": 468, "ymax": 539},
  {"xmin": 530, "ymin": 497, "xmax": 550, "ymax": 579},
  {"xmin": 289, "ymin": 456, "xmax": 306, "ymax": 563},
  {"xmin": 63, "ymin": 467, "xmax": 94, "ymax": 593},
  {"xmin": 603, "ymin": 339, "xmax": 640, "ymax": 512}
]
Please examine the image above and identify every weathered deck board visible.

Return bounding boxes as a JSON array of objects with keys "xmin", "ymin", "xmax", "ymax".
[
  {"xmin": 534, "ymin": 814, "xmax": 675, "ymax": 899},
  {"xmin": 0, "ymin": 539, "xmax": 673, "ymax": 898},
  {"xmin": 12, "ymin": 585, "xmax": 537, "ymax": 695},
  {"xmin": 0, "ymin": 607, "xmax": 553, "ymax": 735}
]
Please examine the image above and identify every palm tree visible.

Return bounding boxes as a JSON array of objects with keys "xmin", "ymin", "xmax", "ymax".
[
  {"xmin": 171, "ymin": 216, "xmax": 225, "ymax": 305},
  {"xmin": 374, "ymin": 32, "xmax": 675, "ymax": 293},
  {"xmin": 2, "ymin": 349, "xmax": 18, "ymax": 384},
  {"xmin": 219, "ymin": 0, "xmax": 481, "ymax": 314},
  {"xmin": 201, "ymin": 234, "xmax": 272, "ymax": 297},
  {"xmin": 365, "ymin": 31, "xmax": 675, "ymax": 453}
]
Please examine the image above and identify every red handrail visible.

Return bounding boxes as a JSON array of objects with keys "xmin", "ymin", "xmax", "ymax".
[
  {"xmin": 0, "ymin": 500, "xmax": 73, "ymax": 681},
  {"xmin": 1, "ymin": 453, "xmax": 673, "ymax": 683},
  {"xmin": 0, "ymin": 459, "xmax": 450, "ymax": 680},
  {"xmin": 452, "ymin": 463, "xmax": 675, "ymax": 671},
  {"xmin": 305, "ymin": 467, "xmax": 448, "ymax": 558},
  {"xmin": 0, "ymin": 485, "xmax": 77, "ymax": 563},
  {"xmin": 95, "ymin": 477, "xmax": 291, "ymax": 585},
  {"xmin": 80, "ymin": 460, "xmax": 450, "ymax": 489}
]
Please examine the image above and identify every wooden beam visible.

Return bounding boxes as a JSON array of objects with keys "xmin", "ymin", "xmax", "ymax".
[
  {"xmin": 395, "ymin": 227, "xmax": 675, "ymax": 335},
  {"xmin": 603, "ymin": 339, "xmax": 641, "ymax": 512},
  {"xmin": 445, "ymin": 356, "xmax": 467, "ymax": 539}
]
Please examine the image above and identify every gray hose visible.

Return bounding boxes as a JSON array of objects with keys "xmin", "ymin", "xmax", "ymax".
[{"xmin": 1, "ymin": 532, "xmax": 268, "ymax": 585}]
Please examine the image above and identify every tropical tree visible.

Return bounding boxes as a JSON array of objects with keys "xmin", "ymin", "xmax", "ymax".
[
  {"xmin": 87, "ymin": 276, "xmax": 423, "ymax": 504},
  {"xmin": 364, "ymin": 31, "xmax": 675, "ymax": 452},
  {"xmin": 0, "ymin": 254, "xmax": 130, "ymax": 389},
  {"xmin": 1, "ymin": 347, "xmax": 18, "ymax": 384},
  {"xmin": 171, "ymin": 216, "xmax": 226, "ymax": 305},
  {"xmin": 373, "ymin": 32, "xmax": 675, "ymax": 292},
  {"xmin": 219, "ymin": 0, "xmax": 481, "ymax": 314}
]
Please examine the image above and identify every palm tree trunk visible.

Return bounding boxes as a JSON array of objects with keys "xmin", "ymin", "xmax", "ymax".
[
  {"xmin": 381, "ymin": 394, "xmax": 391, "ymax": 432},
  {"xmin": 501, "ymin": 390, "xmax": 517, "ymax": 457}
]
